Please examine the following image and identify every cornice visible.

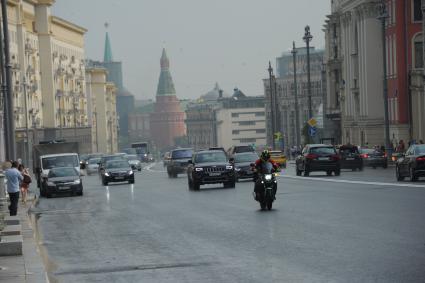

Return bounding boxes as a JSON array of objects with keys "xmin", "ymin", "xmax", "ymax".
[{"xmin": 51, "ymin": 16, "xmax": 87, "ymax": 34}]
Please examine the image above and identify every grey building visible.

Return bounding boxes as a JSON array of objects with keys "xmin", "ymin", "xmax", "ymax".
[{"xmin": 264, "ymin": 47, "xmax": 329, "ymax": 152}]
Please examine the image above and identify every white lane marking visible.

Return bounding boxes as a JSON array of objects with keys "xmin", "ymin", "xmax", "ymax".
[
  {"xmin": 279, "ymin": 175, "xmax": 425, "ymax": 188},
  {"xmin": 143, "ymin": 163, "xmax": 166, "ymax": 173}
]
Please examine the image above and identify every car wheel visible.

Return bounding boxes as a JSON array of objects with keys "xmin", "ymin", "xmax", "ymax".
[
  {"xmin": 409, "ymin": 167, "xmax": 418, "ymax": 182},
  {"xmin": 334, "ymin": 169, "xmax": 341, "ymax": 176},
  {"xmin": 129, "ymin": 179, "xmax": 135, "ymax": 184},
  {"xmin": 103, "ymin": 180, "xmax": 108, "ymax": 186},
  {"xmin": 359, "ymin": 166, "xmax": 364, "ymax": 171},
  {"xmin": 352, "ymin": 168, "xmax": 357, "ymax": 171},
  {"xmin": 224, "ymin": 181, "xmax": 235, "ymax": 188},
  {"xmin": 304, "ymin": 168, "xmax": 310, "ymax": 177},
  {"xmin": 296, "ymin": 167, "xmax": 302, "ymax": 176},
  {"xmin": 326, "ymin": 171, "xmax": 332, "ymax": 176},
  {"xmin": 188, "ymin": 178, "xmax": 193, "ymax": 190},
  {"xmin": 396, "ymin": 166, "xmax": 405, "ymax": 181},
  {"xmin": 77, "ymin": 190, "xmax": 83, "ymax": 196}
]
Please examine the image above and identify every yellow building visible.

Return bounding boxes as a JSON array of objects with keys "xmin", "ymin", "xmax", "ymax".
[
  {"xmin": 85, "ymin": 65, "xmax": 118, "ymax": 154},
  {"xmin": 2, "ymin": 0, "xmax": 92, "ymax": 161}
]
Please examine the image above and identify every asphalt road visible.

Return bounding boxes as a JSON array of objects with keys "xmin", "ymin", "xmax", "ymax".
[{"xmin": 31, "ymin": 163, "xmax": 425, "ymax": 283}]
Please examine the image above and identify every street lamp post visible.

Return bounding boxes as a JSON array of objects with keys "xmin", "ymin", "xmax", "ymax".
[
  {"xmin": 303, "ymin": 25, "xmax": 313, "ymax": 144},
  {"xmin": 291, "ymin": 42, "xmax": 301, "ymax": 150},
  {"xmin": 22, "ymin": 76, "xmax": 30, "ymax": 167},
  {"xmin": 377, "ymin": 1, "xmax": 391, "ymax": 157},
  {"xmin": 268, "ymin": 62, "xmax": 276, "ymax": 149}
]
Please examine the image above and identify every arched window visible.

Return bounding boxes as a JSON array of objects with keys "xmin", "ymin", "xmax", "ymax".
[{"xmin": 413, "ymin": 33, "xmax": 423, "ymax": 69}]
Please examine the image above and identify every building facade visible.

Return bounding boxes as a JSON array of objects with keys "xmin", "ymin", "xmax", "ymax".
[
  {"xmin": 85, "ymin": 66, "xmax": 118, "ymax": 154},
  {"xmin": 325, "ymin": 0, "xmax": 425, "ymax": 146},
  {"xmin": 264, "ymin": 47, "xmax": 327, "ymax": 149},
  {"xmin": 186, "ymin": 103, "xmax": 218, "ymax": 150},
  {"xmin": 150, "ymin": 49, "xmax": 186, "ymax": 150},
  {"xmin": 1, "ymin": 0, "xmax": 91, "ymax": 164}
]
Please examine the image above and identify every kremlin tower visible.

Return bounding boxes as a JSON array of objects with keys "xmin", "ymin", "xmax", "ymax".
[{"xmin": 150, "ymin": 49, "xmax": 186, "ymax": 150}]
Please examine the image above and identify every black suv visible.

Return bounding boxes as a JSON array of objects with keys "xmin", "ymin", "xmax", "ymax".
[
  {"xmin": 167, "ymin": 148, "xmax": 193, "ymax": 178},
  {"xmin": 187, "ymin": 150, "xmax": 235, "ymax": 190},
  {"xmin": 296, "ymin": 144, "xmax": 341, "ymax": 176}
]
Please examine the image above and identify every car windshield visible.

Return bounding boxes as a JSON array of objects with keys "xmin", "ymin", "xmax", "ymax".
[
  {"xmin": 126, "ymin": 155, "xmax": 138, "ymax": 161},
  {"xmin": 235, "ymin": 153, "xmax": 258, "ymax": 163},
  {"xmin": 42, "ymin": 155, "xmax": 79, "ymax": 169},
  {"xmin": 106, "ymin": 161, "xmax": 130, "ymax": 169},
  {"xmin": 233, "ymin": 146, "xmax": 254, "ymax": 153},
  {"xmin": 310, "ymin": 147, "xmax": 336, "ymax": 155},
  {"xmin": 102, "ymin": 155, "xmax": 125, "ymax": 163},
  {"xmin": 414, "ymin": 145, "xmax": 425, "ymax": 155},
  {"xmin": 195, "ymin": 152, "xmax": 227, "ymax": 163},
  {"xmin": 172, "ymin": 149, "xmax": 193, "ymax": 159},
  {"xmin": 359, "ymin": 149, "xmax": 381, "ymax": 154},
  {"xmin": 48, "ymin": 167, "xmax": 79, "ymax": 178},
  {"xmin": 88, "ymin": 158, "xmax": 100, "ymax": 164}
]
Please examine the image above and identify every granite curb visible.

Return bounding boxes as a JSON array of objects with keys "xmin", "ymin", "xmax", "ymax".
[{"xmin": 0, "ymin": 191, "xmax": 48, "ymax": 283}]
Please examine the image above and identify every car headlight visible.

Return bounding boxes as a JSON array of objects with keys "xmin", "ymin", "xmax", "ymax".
[
  {"xmin": 195, "ymin": 167, "xmax": 203, "ymax": 172},
  {"xmin": 104, "ymin": 172, "xmax": 110, "ymax": 176},
  {"xmin": 47, "ymin": 181, "xmax": 55, "ymax": 186},
  {"xmin": 73, "ymin": 179, "xmax": 81, "ymax": 185},
  {"xmin": 265, "ymin": 174, "xmax": 272, "ymax": 181},
  {"xmin": 128, "ymin": 170, "xmax": 134, "ymax": 175},
  {"xmin": 235, "ymin": 167, "xmax": 241, "ymax": 171},
  {"xmin": 226, "ymin": 165, "xmax": 233, "ymax": 170}
]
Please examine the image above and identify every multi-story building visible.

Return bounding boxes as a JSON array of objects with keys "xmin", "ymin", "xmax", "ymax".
[
  {"xmin": 264, "ymin": 47, "xmax": 327, "ymax": 149},
  {"xmin": 186, "ymin": 87, "xmax": 266, "ymax": 151},
  {"xmin": 85, "ymin": 65, "xmax": 118, "ymax": 154},
  {"xmin": 325, "ymin": 0, "xmax": 425, "ymax": 146},
  {"xmin": 216, "ymin": 90, "xmax": 266, "ymax": 150},
  {"xmin": 2, "ymin": 0, "xmax": 91, "ymax": 163}
]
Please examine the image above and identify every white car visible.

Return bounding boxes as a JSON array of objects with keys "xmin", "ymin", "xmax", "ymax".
[
  {"xmin": 86, "ymin": 158, "xmax": 101, "ymax": 175},
  {"xmin": 126, "ymin": 155, "xmax": 142, "ymax": 171}
]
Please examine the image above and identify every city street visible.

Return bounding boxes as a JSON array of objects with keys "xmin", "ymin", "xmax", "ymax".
[{"xmin": 30, "ymin": 163, "xmax": 425, "ymax": 282}]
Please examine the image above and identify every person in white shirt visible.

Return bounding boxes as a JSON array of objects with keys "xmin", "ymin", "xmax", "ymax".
[{"xmin": 5, "ymin": 161, "xmax": 23, "ymax": 216}]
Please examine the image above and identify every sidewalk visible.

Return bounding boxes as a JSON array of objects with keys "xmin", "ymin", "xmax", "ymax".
[{"xmin": 0, "ymin": 193, "xmax": 47, "ymax": 283}]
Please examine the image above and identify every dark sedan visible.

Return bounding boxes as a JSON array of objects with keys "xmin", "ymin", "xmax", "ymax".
[
  {"xmin": 296, "ymin": 144, "xmax": 341, "ymax": 176},
  {"xmin": 187, "ymin": 150, "xmax": 235, "ymax": 190},
  {"xmin": 233, "ymin": 152, "xmax": 258, "ymax": 181},
  {"xmin": 396, "ymin": 144, "xmax": 425, "ymax": 182},
  {"xmin": 101, "ymin": 160, "xmax": 135, "ymax": 185},
  {"xmin": 41, "ymin": 167, "xmax": 83, "ymax": 197},
  {"xmin": 359, "ymin": 148, "xmax": 388, "ymax": 169},
  {"xmin": 339, "ymin": 145, "xmax": 363, "ymax": 171}
]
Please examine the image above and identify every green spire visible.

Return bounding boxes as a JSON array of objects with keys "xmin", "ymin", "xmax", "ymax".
[
  {"xmin": 104, "ymin": 32, "xmax": 113, "ymax": 62},
  {"xmin": 156, "ymin": 49, "xmax": 176, "ymax": 96}
]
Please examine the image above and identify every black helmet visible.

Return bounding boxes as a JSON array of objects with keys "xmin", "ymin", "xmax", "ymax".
[{"xmin": 261, "ymin": 150, "xmax": 271, "ymax": 161}]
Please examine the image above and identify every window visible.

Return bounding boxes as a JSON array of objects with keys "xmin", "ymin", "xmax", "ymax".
[
  {"xmin": 255, "ymin": 112, "xmax": 265, "ymax": 117},
  {"xmin": 239, "ymin": 121, "xmax": 256, "ymax": 126},
  {"xmin": 239, "ymin": 138, "xmax": 256, "ymax": 143},
  {"xmin": 413, "ymin": 0, "xmax": 423, "ymax": 22},
  {"xmin": 232, "ymin": 130, "xmax": 240, "ymax": 135},
  {"xmin": 231, "ymin": 113, "xmax": 239, "ymax": 118},
  {"xmin": 413, "ymin": 33, "xmax": 423, "ymax": 69},
  {"xmin": 256, "ymin": 129, "xmax": 266, "ymax": 134}
]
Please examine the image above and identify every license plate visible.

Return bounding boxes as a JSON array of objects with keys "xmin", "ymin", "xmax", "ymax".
[
  {"xmin": 346, "ymin": 158, "xmax": 354, "ymax": 160},
  {"xmin": 318, "ymin": 157, "xmax": 329, "ymax": 161},
  {"xmin": 59, "ymin": 186, "xmax": 70, "ymax": 190},
  {"xmin": 115, "ymin": 177, "xmax": 124, "ymax": 180},
  {"xmin": 209, "ymin": 172, "xmax": 221, "ymax": 177}
]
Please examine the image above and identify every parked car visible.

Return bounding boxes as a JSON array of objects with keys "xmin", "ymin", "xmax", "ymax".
[
  {"xmin": 41, "ymin": 167, "xmax": 83, "ymax": 197},
  {"xmin": 167, "ymin": 148, "xmax": 193, "ymax": 178},
  {"xmin": 126, "ymin": 154, "xmax": 142, "ymax": 171},
  {"xmin": 338, "ymin": 145, "xmax": 363, "ymax": 171},
  {"xmin": 359, "ymin": 148, "xmax": 388, "ymax": 169},
  {"xmin": 86, "ymin": 158, "xmax": 101, "ymax": 175},
  {"xmin": 296, "ymin": 144, "xmax": 341, "ymax": 176},
  {"xmin": 187, "ymin": 150, "xmax": 235, "ymax": 190},
  {"xmin": 396, "ymin": 144, "xmax": 425, "ymax": 182},
  {"xmin": 269, "ymin": 150, "xmax": 287, "ymax": 168},
  {"xmin": 233, "ymin": 152, "xmax": 259, "ymax": 181},
  {"xmin": 101, "ymin": 160, "xmax": 135, "ymax": 185},
  {"xmin": 227, "ymin": 145, "xmax": 255, "ymax": 158}
]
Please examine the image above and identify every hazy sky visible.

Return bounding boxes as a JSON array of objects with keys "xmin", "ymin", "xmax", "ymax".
[{"xmin": 53, "ymin": 0, "xmax": 330, "ymax": 100}]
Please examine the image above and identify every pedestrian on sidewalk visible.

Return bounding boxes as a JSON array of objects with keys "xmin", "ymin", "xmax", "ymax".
[
  {"xmin": 18, "ymin": 164, "xmax": 31, "ymax": 204},
  {"xmin": 5, "ymin": 161, "xmax": 23, "ymax": 216}
]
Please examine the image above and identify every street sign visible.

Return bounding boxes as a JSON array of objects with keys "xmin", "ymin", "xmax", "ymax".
[
  {"xmin": 308, "ymin": 126, "xmax": 317, "ymax": 137},
  {"xmin": 307, "ymin": 118, "xmax": 317, "ymax": 127}
]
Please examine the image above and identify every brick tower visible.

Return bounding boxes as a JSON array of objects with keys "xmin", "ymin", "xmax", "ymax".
[{"xmin": 150, "ymin": 49, "xmax": 186, "ymax": 150}]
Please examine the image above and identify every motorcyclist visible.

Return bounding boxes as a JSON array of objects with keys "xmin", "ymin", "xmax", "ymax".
[{"xmin": 253, "ymin": 150, "xmax": 279, "ymax": 200}]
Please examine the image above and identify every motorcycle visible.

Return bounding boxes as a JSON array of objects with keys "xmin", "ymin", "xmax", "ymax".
[{"xmin": 251, "ymin": 162, "xmax": 278, "ymax": 210}]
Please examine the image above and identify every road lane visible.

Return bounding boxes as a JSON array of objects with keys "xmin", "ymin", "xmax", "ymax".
[{"xmin": 31, "ymin": 163, "xmax": 425, "ymax": 282}]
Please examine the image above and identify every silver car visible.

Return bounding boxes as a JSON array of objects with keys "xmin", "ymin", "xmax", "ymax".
[
  {"xmin": 126, "ymin": 155, "xmax": 142, "ymax": 171},
  {"xmin": 86, "ymin": 158, "xmax": 101, "ymax": 175}
]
